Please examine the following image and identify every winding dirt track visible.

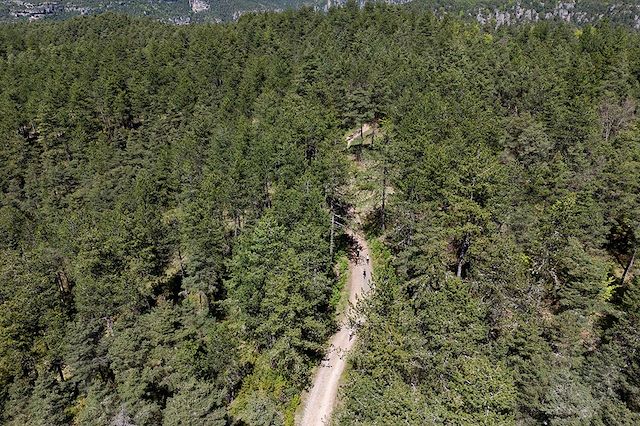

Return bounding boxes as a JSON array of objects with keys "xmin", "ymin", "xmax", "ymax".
[{"xmin": 298, "ymin": 232, "xmax": 371, "ymax": 426}]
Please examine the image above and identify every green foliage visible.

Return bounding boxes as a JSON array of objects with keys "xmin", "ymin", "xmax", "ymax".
[
  {"xmin": 1, "ymin": 6, "xmax": 640, "ymax": 425},
  {"xmin": 0, "ymin": 11, "xmax": 346, "ymax": 424},
  {"xmin": 330, "ymin": 254, "xmax": 349, "ymax": 309}
]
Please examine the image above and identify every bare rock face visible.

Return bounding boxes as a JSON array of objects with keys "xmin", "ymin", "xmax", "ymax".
[
  {"xmin": 189, "ymin": 0, "xmax": 209, "ymax": 13},
  {"xmin": 555, "ymin": 1, "xmax": 576, "ymax": 22},
  {"xmin": 3, "ymin": 0, "xmax": 640, "ymax": 27},
  {"xmin": 473, "ymin": 0, "xmax": 640, "ymax": 29},
  {"xmin": 10, "ymin": 1, "xmax": 63, "ymax": 21}
]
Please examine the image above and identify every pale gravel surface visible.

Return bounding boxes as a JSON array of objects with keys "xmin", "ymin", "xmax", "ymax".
[{"xmin": 298, "ymin": 232, "xmax": 371, "ymax": 426}]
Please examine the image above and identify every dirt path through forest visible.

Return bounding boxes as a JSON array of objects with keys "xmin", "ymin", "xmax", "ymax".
[
  {"xmin": 345, "ymin": 123, "xmax": 371, "ymax": 147},
  {"xmin": 298, "ymin": 231, "xmax": 371, "ymax": 425}
]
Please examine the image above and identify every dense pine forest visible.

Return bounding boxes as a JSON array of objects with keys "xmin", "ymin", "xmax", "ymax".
[{"xmin": 1, "ymin": 3, "xmax": 640, "ymax": 425}]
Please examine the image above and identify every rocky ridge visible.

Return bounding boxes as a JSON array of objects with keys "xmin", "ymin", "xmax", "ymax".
[{"xmin": 2, "ymin": 0, "xmax": 640, "ymax": 28}]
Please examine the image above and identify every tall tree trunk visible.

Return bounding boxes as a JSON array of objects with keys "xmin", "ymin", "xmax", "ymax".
[
  {"xmin": 177, "ymin": 247, "xmax": 186, "ymax": 278},
  {"xmin": 621, "ymin": 244, "xmax": 637, "ymax": 285},
  {"xmin": 457, "ymin": 234, "xmax": 471, "ymax": 278},
  {"xmin": 56, "ymin": 270, "xmax": 71, "ymax": 305},
  {"xmin": 55, "ymin": 362, "xmax": 64, "ymax": 381},
  {"xmin": 329, "ymin": 210, "xmax": 335, "ymax": 263},
  {"xmin": 264, "ymin": 180, "xmax": 272, "ymax": 209},
  {"xmin": 234, "ymin": 213, "xmax": 241, "ymax": 237},
  {"xmin": 381, "ymin": 164, "xmax": 387, "ymax": 231}
]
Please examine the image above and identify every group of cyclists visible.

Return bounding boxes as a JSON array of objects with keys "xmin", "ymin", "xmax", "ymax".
[{"xmin": 354, "ymin": 246, "xmax": 370, "ymax": 278}]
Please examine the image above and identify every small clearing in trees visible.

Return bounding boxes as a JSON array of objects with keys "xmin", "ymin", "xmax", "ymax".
[{"xmin": 345, "ymin": 121, "xmax": 383, "ymax": 148}]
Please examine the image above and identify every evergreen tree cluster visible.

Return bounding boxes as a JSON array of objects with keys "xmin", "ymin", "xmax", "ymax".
[
  {"xmin": 0, "ymin": 3, "xmax": 639, "ymax": 425},
  {"xmin": 0, "ymin": 11, "xmax": 348, "ymax": 424}
]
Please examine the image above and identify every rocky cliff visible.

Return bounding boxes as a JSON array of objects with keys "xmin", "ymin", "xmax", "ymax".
[
  {"xmin": 2, "ymin": 0, "xmax": 640, "ymax": 27},
  {"xmin": 467, "ymin": 1, "xmax": 640, "ymax": 29}
]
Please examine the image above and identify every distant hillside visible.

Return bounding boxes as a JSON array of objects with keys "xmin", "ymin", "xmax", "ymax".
[
  {"xmin": 0, "ymin": 0, "xmax": 322, "ymax": 23},
  {"xmin": 2, "ymin": 0, "xmax": 640, "ymax": 26},
  {"xmin": 406, "ymin": 0, "xmax": 640, "ymax": 28}
]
